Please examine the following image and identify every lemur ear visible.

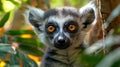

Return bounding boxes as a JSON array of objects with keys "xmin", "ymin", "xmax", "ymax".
[
  {"xmin": 79, "ymin": 1, "xmax": 96, "ymax": 31},
  {"xmin": 24, "ymin": 7, "xmax": 44, "ymax": 29}
]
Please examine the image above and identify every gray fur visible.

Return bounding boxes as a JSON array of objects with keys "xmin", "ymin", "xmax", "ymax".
[{"xmin": 25, "ymin": 1, "xmax": 97, "ymax": 67}]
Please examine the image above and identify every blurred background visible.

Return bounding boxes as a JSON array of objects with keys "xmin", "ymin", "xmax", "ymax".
[
  {"xmin": 0, "ymin": 0, "xmax": 120, "ymax": 67},
  {"xmin": 0, "ymin": 0, "xmax": 89, "ymax": 67}
]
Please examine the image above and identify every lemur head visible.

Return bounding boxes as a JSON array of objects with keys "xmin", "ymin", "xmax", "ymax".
[{"xmin": 25, "ymin": 2, "xmax": 96, "ymax": 50}]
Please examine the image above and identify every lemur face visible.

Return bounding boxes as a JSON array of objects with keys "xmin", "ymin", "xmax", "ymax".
[
  {"xmin": 26, "ymin": 5, "xmax": 96, "ymax": 49},
  {"xmin": 44, "ymin": 8, "xmax": 80, "ymax": 49}
]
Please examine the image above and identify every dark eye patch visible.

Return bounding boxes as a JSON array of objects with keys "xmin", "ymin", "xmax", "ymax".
[
  {"xmin": 45, "ymin": 22, "xmax": 59, "ymax": 34},
  {"xmin": 64, "ymin": 20, "xmax": 79, "ymax": 33}
]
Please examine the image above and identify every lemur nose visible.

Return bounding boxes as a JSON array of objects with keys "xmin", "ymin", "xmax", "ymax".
[
  {"xmin": 58, "ymin": 38, "xmax": 65, "ymax": 44},
  {"xmin": 54, "ymin": 34, "xmax": 70, "ymax": 49},
  {"xmin": 57, "ymin": 36, "xmax": 65, "ymax": 44}
]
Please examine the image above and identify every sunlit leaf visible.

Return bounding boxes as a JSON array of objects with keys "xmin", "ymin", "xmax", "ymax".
[
  {"xmin": 20, "ymin": 34, "xmax": 32, "ymax": 38},
  {"xmin": 28, "ymin": 54, "xmax": 41, "ymax": 63},
  {"xmin": 2, "ymin": 1, "xmax": 15, "ymax": 12},
  {"xmin": 70, "ymin": 0, "xmax": 89, "ymax": 7},
  {"xmin": 9, "ymin": 0, "xmax": 21, "ymax": 8},
  {"xmin": 50, "ymin": 0, "xmax": 64, "ymax": 8},
  {"xmin": 5, "ymin": 30, "xmax": 35, "ymax": 35},
  {"xmin": 0, "ymin": 61, "xmax": 6, "ymax": 67},
  {"xmin": 0, "ymin": 12, "xmax": 10, "ymax": 27},
  {"xmin": 22, "ymin": 0, "xmax": 28, "ymax": 3}
]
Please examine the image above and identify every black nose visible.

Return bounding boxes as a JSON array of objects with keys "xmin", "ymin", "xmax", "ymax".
[
  {"xmin": 54, "ymin": 37, "xmax": 70, "ymax": 49},
  {"xmin": 58, "ymin": 38, "xmax": 65, "ymax": 44}
]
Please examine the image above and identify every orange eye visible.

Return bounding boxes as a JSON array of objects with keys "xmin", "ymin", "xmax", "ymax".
[
  {"xmin": 47, "ymin": 26, "xmax": 55, "ymax": 33},
  {"xmin": 68, "ymin": 25, "xmax": 76, "ymax": 31}
]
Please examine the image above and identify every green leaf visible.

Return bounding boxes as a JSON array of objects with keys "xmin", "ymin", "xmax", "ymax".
[
  {"xmin": 0, "ymin": 44, "xmax": 38, "ymax": 67},
  {"xmin": 0, "ymin": 1, "xmax": 3, "ymax": 12},
  {"xmin": 78, "ymin": 52, "xmax": 103, "ymax": 67},
  {"xmin": 5, "ymin": 65, "xmax": 20, "ymax": 67},
  {"xmin": 19, "ymin": 44, "xmax": 44, "ymax": 56},
  {"xmin": 0, "ymin": 43, "xmax": 15, "ymax": 53},
  {"xmin": 114, "ymin": 25, "xmax": 120, "ymax": 34},
  {"xmin": 0, "ymin": 43, "xmax": 15, "ymax": 60},
  {"xmin": 0, "ymin": 52, "xmax": 7, "ymax": 59},
  {"xmin": 2, "ymin": 35, "xmax": 8, "ymax": 43},
  {"xmin": 22, "ymin": 0, "xmax": 28, "ymax": 3},
  {"xmin": 5, "ymin": 30, "xmax": 35, "ymax": 35},
  {"xmin": 17, "ymin": 50, "xmax": 38, "ymax": 67},
  {"xmin": 0, "ymin": 12, "xmax": 10, "ymax": 27},
  {"xmin": 6, "ymin": 54, "xmax": 19, "ymax": 65},
  {"xmin": 112, "ymin": 60, "xmax": 120, "ymax": 67},
  {"xmin": 16, "ymin": 38, "xmax": 38, "ymax": 46},
  {"xmin": 3, "ymin": 49, "xmax": 38, "ymax": 67},
  {"xmin": 16, "ymin": 37, "xmax": 44, "ymax": 48},
  {"xmin": 96, "ymin": 48, "xmax": 120, "ymax": 67}
]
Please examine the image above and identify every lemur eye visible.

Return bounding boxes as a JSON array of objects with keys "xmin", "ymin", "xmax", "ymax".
[
  {"xmin": 68, "ymin": 25, "xmax": 76, "ymax": 31},
  {"xmin": 45, "ymin": 22, "xmax": 58, "ymax": 34},
  {"xmin": 65, "ymin": 21, "xmax": 79, "ymax": 33},
  {"xmin": 47, "ymin": 26, "xmax": 55, "ymax": 33}
]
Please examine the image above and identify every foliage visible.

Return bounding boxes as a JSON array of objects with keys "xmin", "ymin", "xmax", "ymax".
[
  {"xmin": 50, "ymin": 0, "xmax": 89, "ymax": 8},
  {"xmin": 0, "ymin": 0, "xmax": 44, "ymax": 67},
  {"xmin": 0, "ymin": 0, "xmax": 120, "ymax": 67},
  {"xmin": 0, "ymin": 12, "xmax": 10, "ymax": 27},
  {"xmin": 78, "ymin": 4, "xmax": 120, "ymax": 67}
]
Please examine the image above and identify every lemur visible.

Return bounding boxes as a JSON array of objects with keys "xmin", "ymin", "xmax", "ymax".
[{"xmin": 25, "ymin": 1, "xmax": 97, "ymax": 67}]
